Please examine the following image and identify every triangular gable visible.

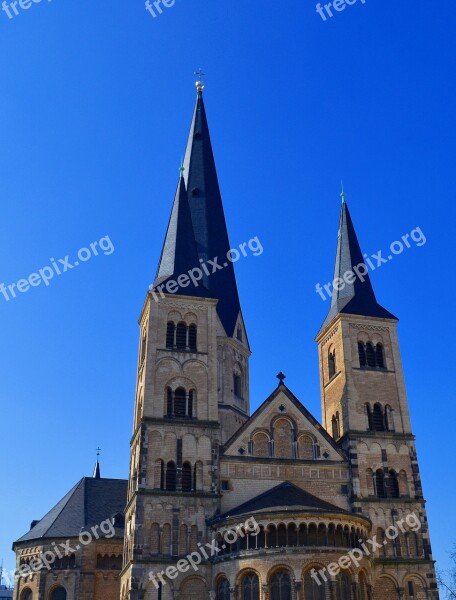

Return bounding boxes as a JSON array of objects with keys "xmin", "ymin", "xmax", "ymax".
[{"xmin": 222, "ymin": 383, "xmax": 346, "ymax": 461}]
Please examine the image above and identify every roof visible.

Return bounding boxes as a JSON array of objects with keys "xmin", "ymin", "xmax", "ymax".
[
  {"xmin": 14, "ymin": 477, "xmax": 128, "ymax": 545},
  {"xmin": 210, "ymin": 481, "xmax": 350, "ymax": 523},
  {"xmin": 318, "ymin": 201, "xmax": 397, "ymax": 335}
]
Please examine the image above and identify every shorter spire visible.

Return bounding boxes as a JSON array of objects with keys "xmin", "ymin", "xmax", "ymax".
[{"xmin": 93, "ymin": 447, "xmax": 101, "ymax": 479}]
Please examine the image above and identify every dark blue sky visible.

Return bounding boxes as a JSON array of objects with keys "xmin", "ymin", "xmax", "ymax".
[{"xmin": 0, "ymin": 0, "xmax": 454, "ymax": 581}]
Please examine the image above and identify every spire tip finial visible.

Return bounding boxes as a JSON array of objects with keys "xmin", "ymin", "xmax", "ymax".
[
  {"xmin": 340, "ymin": 180, "xmax": 347, "ymax": 204},
  {"xmin": 194, "ymin": 68, "xmax": 206, "ymax": 93}
]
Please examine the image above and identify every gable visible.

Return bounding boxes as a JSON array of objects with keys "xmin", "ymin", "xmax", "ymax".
[{"xmin": 222, "ymin": 384, "xmax": 346, "ymax": 462}]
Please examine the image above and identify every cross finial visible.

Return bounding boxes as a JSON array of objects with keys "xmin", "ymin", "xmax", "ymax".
[
  {"xmin": 194, "ymin": 69, "xmax": 206, "ymax": 93},
  {"xmin": 340, "ymin": 180, "xmax": 347, "ymax": 203},
  {"xmin": 276, "ymin": 372, "xmax": 286, "ymax": 385},
  {"xmin": 96, "ymin": 447, "xmax": 101, "ymax": 457}
]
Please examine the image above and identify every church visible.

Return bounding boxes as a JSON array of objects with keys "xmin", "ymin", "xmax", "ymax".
[{"xmin": 12, "ymin": 79, "xmax": 439, "ymax": 600}]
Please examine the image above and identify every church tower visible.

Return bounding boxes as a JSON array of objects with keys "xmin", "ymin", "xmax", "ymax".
[
  {"xmin": 120, "ymin": 80, "xmax": 250, "ymax": 600},
  {"xmin": 316, "ymin": 197, "xmax": 439, "ymax": 599}
]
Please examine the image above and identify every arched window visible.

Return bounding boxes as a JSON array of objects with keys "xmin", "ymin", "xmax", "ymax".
[
  {"xmin": 274, "ymin": 418, "xmax": 294, "ymax": 458},
  {"xmin": 269, "ymin": 571, "xmax": 292, "ymax": 600},
  {"xmin": 140, "ymin": 332, "xmax": 147, "ymax": 365},
  {"xmin": 406, "ymin": 580, "xmax": 415, "ymax": 600},
  {"xmin": 366, "ymin": 404, "xmax": 373, "ymax": 430},
  {"xmin": 242, "ymin": 574, "xmax": 260, "ymax": 600},
  {"xmin": 304, "ymin": 571, "xmax": 326, "ymax": 600},
  {"xmin": 387, "ymin": 470, "xmax": 400, "ymax": 498},
  {"xmin": 188, "ymin": 324, "xmax": 197, "ymax": 351},
  {"xmin": 165, "ymin": 461, "xmax": 176, "ymax": 491},
  {"xmin": 182, "ymin": 462, "xmax": 192, "ymax": 492},
  {"xmin": 358, "ymin": 573, "xmax": 368, "ymax": 600},
  {"xmin": 188, "ymin": 390, "xmax": 194, "ymax": 418},
  {"xmin": 298, "ymin": 434, "xmax": 313, "ymax": 459},
  {"xmin": 335, "ymin": 572, "xmax": 352, "ymax": 600},
  {"xmin": 372, "ymin": 403, "xmax": 384, "ymax": 431},
  {"xmin": 166, "ymin": 322, "xmax": 175, "ymax": 349},
  {"xmin": 166, "ymin": 387, "xmax": 173, "ymax": 417},
  {"xmin": 375, "ymin": 344, "xmax": 385, "ymax": 368},
  {"xmin": 375, "ymin": 469, "xmax": 386, "ymax": 498},
  {"xmin": 252, "ymin": 432, "xmax": 270, "ymax": 457},
  {"xmin": 176, "ymin": 322, "xmax": 187, "ymax": 350},
  {"xmin": 332, "ymin": 413, "xmax": 340, "ymax": 439},
  {"xmin": 358, "ymin": 342, "xmax": 366, "ymax": 367},
  {"xmin": 277, "ymin": 524, "xmax": 287, "ymax": 546},
  {"xmin": 20, "ymin": 590, "xmax": 33, "ymax": 600},
  {"xmin": 50, "ymin": 588, "xmax": 67, "ymax": 600},
  {"xmin": 174, "ymin": 388, "xmax": 186, "ymax": 417},
  {"xmin": 217, "ymin": 579, "xmax": 231, "ymax": 600},
  {"xmin": 366, "ymin": 343, "xmax": 376, "ymax": 367},
  {"xmin": 328, "ymin": 350, "xmax": 336, "ymax": 379},
  {"xmin": 234, "ymin": 373, "xmax": 242, "ymax": 398}
]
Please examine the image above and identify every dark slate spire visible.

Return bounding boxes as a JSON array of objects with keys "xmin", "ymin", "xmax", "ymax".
[
  {"xmin": 155, "ymin": 176, "xmax": 201, "ymax": 282},
  {"xmin": 319, "ymin": 198, "xmax": 397, "ymax": 334},
  {"xmin": 181, "ymin": 85, "xmax": 242, "ymax": 336}
]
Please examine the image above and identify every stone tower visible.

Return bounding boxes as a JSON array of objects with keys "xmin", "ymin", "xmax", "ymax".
[
  {"xmin": 315, "ymin": 198, "xmax": 439, "ymax": 599},
  {"xmin": 120, "ymin": 81, "xmax": 250, "ymax": 600}
]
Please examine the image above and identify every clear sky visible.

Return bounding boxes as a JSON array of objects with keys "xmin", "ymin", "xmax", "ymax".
[{"xmin": 0, "ymin": 0, "xmax": 454, "ymax": 583}]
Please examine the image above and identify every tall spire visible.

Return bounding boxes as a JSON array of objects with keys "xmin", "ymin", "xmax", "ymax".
[
  {"xmin": 155, "ymin": 176, "xmax": 207, "ymax": 293},
  {"xmin": 318, "ymin": 198, "xmax": 397, "ymax": 334},
  {"xmin": 93, "ymin": 447, "xmax": 101, "ymax": 479},
  {"xmin": 174, "ymin": 80, "xmax": 242, "ymax": 335}
]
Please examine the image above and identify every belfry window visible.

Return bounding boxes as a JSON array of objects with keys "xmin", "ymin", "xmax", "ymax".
[
  {"xmin": 358, "ymin": 341, "xmax": 386, "ymax": 369},
  {"xmin": 50, "ymin": 589, "xmax": 67, "ymax": 600},
  {"xmin": 166, "ymin": 322, "xmax": 175, "ymax": 349},
  {"xmin": 376, "ymin": 343, "xmax": 385, "ymax": 368},
  {"xmin": 366, "ymin": 342, "xmax": 376, "ymax": 367},
  {"xmin": 358, "ymin": 342, "xmax": 367, "ymax": 367},
  {"xmin": 176, "ymin": 322, "xmax": 187, "ymax": 349},
  {"xmin": 166, "ymin": 321, "xmax": 197, "ymax": 351}
]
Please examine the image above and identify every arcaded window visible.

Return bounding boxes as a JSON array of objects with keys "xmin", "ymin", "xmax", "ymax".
[
  {"xmin": 269, "ymin": 571, "xmax": 292, "ymax": 600},
  {"xmin": 188, "ymin": 324, "xmax": 197, "ymax": 351},
  {"xmin": 358, "ymin": 342, "xmax": 366, "ymax": 367},
  {"xmin": 182, "ymin": 462, "xmax": 192, "ymax": 492},
  {"xmin": 372, "ymin": 403, "xmax": 385, "ymax": 431},
  {"xmin": 165, "ymin": 461, "xmax": 176, "ymax": 491},
  {"xmin": 375, "ymin": 469, "xmax": 386, "ymax": 498},
  {"xmin": 366, "ymin": 342, "xmax": 376, "ymax": 367},
  {"xmin": 242, "ymin": 574, "xmax": 260, "ymax": 600},
  {"xmin": 375, "ymin": 343, "xmax": 385, "ymax": 368},
  {"xmin": 176, "ymin": 322, "xmax": 187, "ymax": 349},
  {"xmin": 166, "ymin": 322, "xmax": 175, "ymax": 348},
  {"xmin": 387, "ymin": 470, "xmax": 400, "ymax": 498}
]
